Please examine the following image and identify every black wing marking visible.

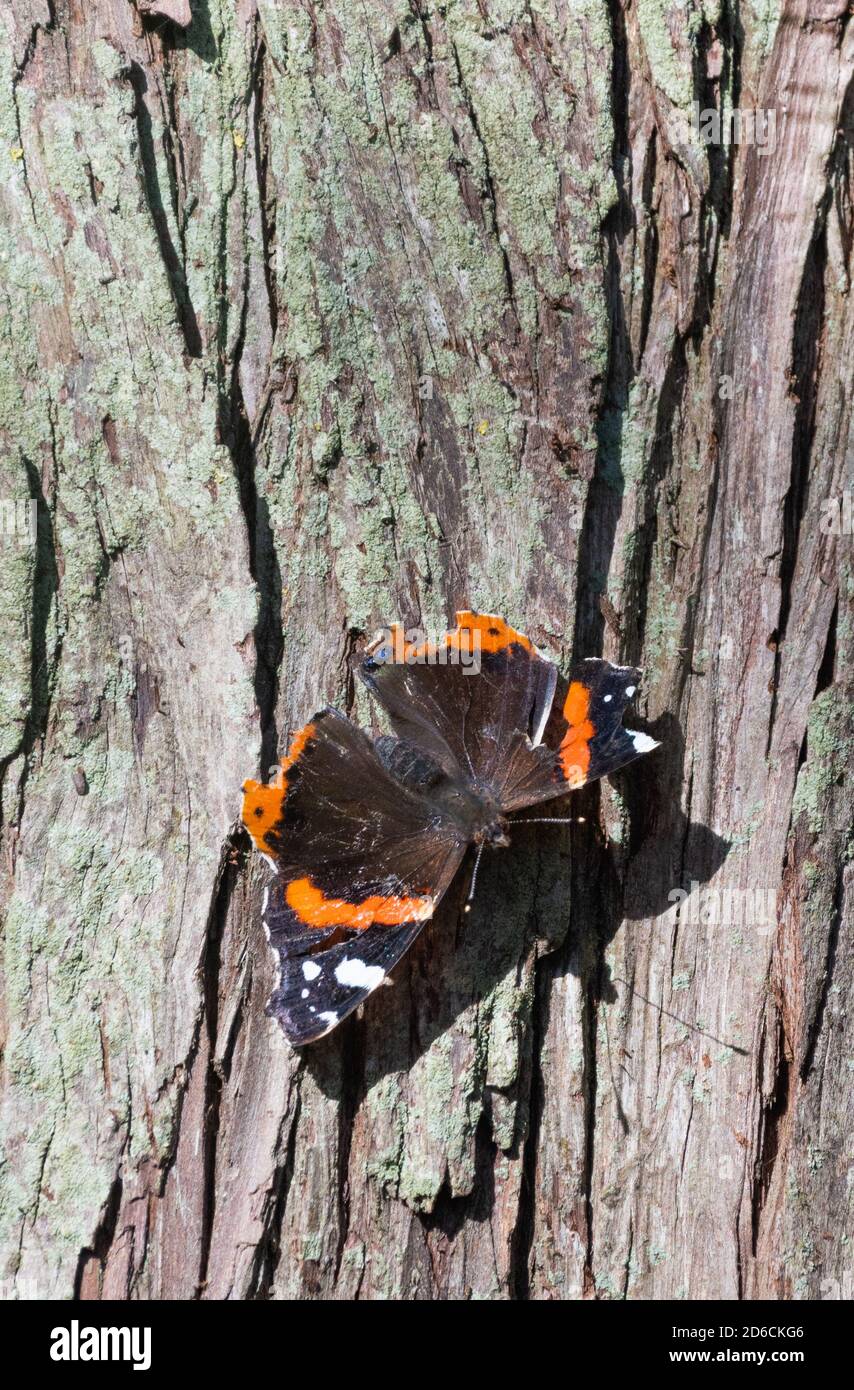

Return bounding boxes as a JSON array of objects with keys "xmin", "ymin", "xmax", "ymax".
[
  {"xmin": 262, "ymin": 846, "xmax": 464, "ymax": 1045},
  {"xmin": 502, "ymin": 659, "xmax": 661, "ymax": 809},
  {"xmin": 543, "ymin": 658, "xmax": 660, "ymax": 793}
]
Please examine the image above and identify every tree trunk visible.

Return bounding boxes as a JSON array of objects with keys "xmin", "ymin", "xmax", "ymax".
[{"xmin": 1, "ymin": 0, "xmax": 851, "ymax": 1302}]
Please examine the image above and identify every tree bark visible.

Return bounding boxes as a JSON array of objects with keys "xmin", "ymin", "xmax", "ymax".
[{"xmin": 1, "ymin": 0, "xmax": 851, "ymax": 1301}]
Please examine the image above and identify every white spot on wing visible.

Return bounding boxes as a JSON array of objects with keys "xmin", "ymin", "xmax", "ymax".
[
  {"xmin": 625, "ymin": 685, "xmax": 636, "ymax": 697},
  {"xmin": 334, "ymin": 958, "xmax": 385, "ymax": 990},
  {"xmin": 302, "ymin": 960, "xmax": 321, "ymax": 981},
  {"xmin": 318, "ymin": 1011, "xmax": 338, "ymax": 1030},
  {"xmin": 301, "ymin": 989, "xmax": 309, "ymax": 999},
  {"xmin": 628, "ymin": 730, "xmax": 658, "ymax": 753},
  {"xmin": 603, "ymin": 693, "xmax": 612, "ymax": 703}
]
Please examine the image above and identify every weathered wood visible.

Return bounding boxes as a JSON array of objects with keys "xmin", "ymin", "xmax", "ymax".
[{"xmin": 0, "ymin": 0, "xmax": 851, "ymax": 1300}]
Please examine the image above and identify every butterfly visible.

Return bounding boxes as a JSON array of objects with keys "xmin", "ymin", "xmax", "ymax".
[{"xmin": 241, "ymin": 612, "xmax": 659, "ymax": 1044}]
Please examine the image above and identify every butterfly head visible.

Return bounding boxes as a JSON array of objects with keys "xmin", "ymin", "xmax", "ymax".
[{"xmin": 475, "ymin": 819, "xmax": 511, "ymax": 849}]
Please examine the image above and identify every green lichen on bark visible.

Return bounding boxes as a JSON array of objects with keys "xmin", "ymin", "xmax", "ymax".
[
  {"xmin": 792, "ymin": 689, "xmax": 852, "ymax": 835},
  {"xmin": 0, "ymin": 1, "xmax": 261, "ymax": 1294}
]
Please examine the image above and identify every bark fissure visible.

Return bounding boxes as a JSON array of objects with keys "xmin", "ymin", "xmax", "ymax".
[{"xmin": 197, "ymin": 831, "xmax": 244, "ymax": 1296}]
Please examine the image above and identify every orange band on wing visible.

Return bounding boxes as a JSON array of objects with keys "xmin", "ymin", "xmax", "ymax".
[
  {"xmin": 286, "ymin": 876, "xmax": 433, "ymax": 930},
  {"xmin": 557, "ymin": 681, "xmax": 593, "ymax": 788},
  {"xmin": 241, "ymin": 722, "xmax": 316, "ymax": 853},
  {"xmin": 405, "ymin": 610, "xmax": 532, "ymax": 663}
]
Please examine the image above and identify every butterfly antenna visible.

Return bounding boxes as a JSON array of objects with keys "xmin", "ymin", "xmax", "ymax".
[{"xmin": 464, "ymin": 843, "xmax": 485, "ymax": 914}]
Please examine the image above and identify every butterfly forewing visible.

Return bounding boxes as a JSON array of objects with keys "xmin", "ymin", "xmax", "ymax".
[{"xmin": 242, "ymin": 708, "xmax": 465, "ymax": 1044}]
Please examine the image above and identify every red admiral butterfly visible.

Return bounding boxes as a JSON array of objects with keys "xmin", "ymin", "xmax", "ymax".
[{"xmin": 241, "ymin": 612, "xmax": 659, "ymax": 1045}]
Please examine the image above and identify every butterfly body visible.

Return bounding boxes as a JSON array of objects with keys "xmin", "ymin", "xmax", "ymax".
[{"xmin": 242, "ymin": 612, "xmax": 659, "ymax": 1045}]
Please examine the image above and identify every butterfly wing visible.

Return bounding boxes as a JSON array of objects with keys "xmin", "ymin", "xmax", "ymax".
[
  {"xmin": 260, "ymin": 857, "xmax": 463, "ymax": 1045},
  {"xmin": 358, "ymin": 614, "xmax": 658, "ymax": 813},
  {"xmin": 499, "ymin": 658, "xmax": 660, "ymax": 811},
  {"xmin": 547, "ymin": 658, "xmax": 660, "ymax": 789},
  {"xmin": 242, "ymin": 707, "xmax": 465, "ymax": 1045},
  {"xmin": 358, "ymin": 610, "xmax": 558, "ymax": 788}
]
